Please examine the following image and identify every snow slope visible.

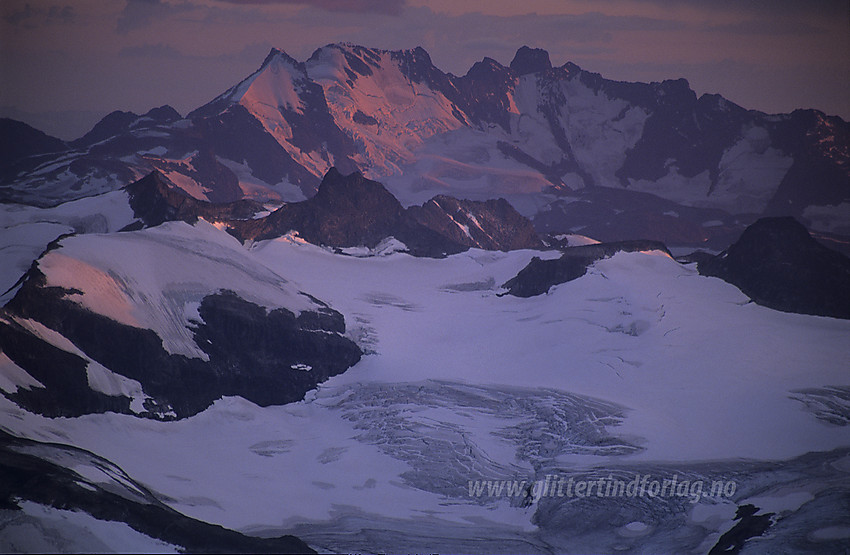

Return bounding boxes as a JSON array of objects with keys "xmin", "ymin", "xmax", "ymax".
[
  {"xmin": 2, "ymin": 222, "xmax": 848, "ymax": 552},
  {"xmin": 0, "ymin": 190, "xmax": 135, "ymax": 304},
  {"xmin": 307, "ymin": 45, "xmax": 465, "ymax": 176},
  {"xmin": 34, "ymin": 220, "xmax": 319, "ymax": 360}
]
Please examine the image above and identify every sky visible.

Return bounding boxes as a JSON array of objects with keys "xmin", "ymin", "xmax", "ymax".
[{"xmin": 1, "ymin": 0, "xmax": 848, "ymax": 140}]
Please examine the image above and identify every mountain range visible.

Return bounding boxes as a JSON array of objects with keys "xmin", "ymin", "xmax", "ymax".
[
  {"xmin": 1, "ymin": 43, "xmax": 849, "ymax": 554},
  {"xmin": 2, "ymin": 43, "xmax": 848, "ymax": 251}
]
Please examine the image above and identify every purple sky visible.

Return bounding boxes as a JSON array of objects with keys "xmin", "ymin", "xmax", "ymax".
[{"xmin": 2, "ymin": 0, "xmax": 848, "ymax": 140}]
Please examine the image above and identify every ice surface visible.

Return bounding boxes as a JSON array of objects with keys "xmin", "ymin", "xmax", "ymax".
[
  {"xmin": 251, "ymin": 239, "xmax": 849, "ymax": 462},
  {"xmin": 2, "ymin": 221, "xmax": 848, "ymax": 552}
]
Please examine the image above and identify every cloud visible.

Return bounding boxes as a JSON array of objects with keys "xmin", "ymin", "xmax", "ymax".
[
  {"xmin": 118, "ymin": 43, "xmax": 183, "ymax": 58},
  {"xmin": 116, "ymin": 0, "xmax": 196, "ymax": 34},
  {"xmin": 705, "ymin": 18, "xmax": 822, "ymax": 36},
  {"xmin": 211, "ymin": 0, "xmax": 407, "ymax": 16},
  {"xmin": 116, "ymin": 40, "xmax": 277, "ymax": 68},
  {"xmin": 114, "ymin": 0, "xmax": 405, "ymax": 36},
  {"xmin": 617, "ymin": 0, "xmax": 847, "ymax": 18},
  {"xmin": 3, "ymin": 3, "xmax": 76, "ymax": 27}
]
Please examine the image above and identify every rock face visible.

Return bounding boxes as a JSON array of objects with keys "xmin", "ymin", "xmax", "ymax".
[
  {"xmin": 125, "ymin": 170, "xmax": 264, "ymax": 228},
  {"xmin": 230, "ymin": 167, "xmax": 408, "ymax": 247},
  {"xmin": 698, "ymin": 217, "xmax": 850, "ymax": 319},
  {"xmin": 230, "ymin": 168, "xmax": 543, "ymax": 256},
  {"xmin": 2, "ymin": 280, "xmax": 361, "ymax": 419},
  {"xmin": 502, "ymin": 240, "xmax": 671, "ymax": 297},
  {"xmin": 407, "ymin": 195, "xmax": 543, "ymax": 251},
  {"xmin": 509, "ymin": 46, "xmax": 553, "ymax": 75},
  {"xmin": 0, "ymin": 224, "xmax": 363, "ymax": 419}
]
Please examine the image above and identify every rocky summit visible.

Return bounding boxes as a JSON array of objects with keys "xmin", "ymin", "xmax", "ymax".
[{"xmin": 228, "ymin": 167, "xmax": 543, "ymax": 256}]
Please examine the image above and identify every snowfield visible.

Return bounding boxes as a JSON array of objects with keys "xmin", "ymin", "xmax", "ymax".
[
  {"xmin": 35, "ymin": 221, "xmax": 320, "ymax": 360},
  {"xmin": 1, "ymin": 221, "xmax": 849, "ymax": 552},
  {"xmin": 0, "ymin": 191, "xmax": 135, "ymax": 304}
]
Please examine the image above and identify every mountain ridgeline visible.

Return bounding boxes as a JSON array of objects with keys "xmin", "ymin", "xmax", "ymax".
[
  {"xmin": 0, "ymin": 43, "xmax": 846, "ymax": 249},
  {"xmin": 226, "ymin": 168, "xmax": 543, "ymax": 256}
]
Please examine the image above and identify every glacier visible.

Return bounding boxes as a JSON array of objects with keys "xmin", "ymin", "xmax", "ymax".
[{"xmin": 2, "ymin": 221, "xmax": 848, "ymax": 552}]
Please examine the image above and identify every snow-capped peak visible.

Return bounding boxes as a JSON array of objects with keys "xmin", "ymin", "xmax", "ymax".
[
  {"xmin": 188, "ymin": 47, "xmax": 308, "ymax": 120},
  {"xmin": 231, "ymin": 48, "xmax": 307, "ymax": 115}
]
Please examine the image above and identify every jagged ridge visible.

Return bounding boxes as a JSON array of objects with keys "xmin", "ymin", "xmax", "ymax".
[
  {"xmin": 228, "ymin": 168, "xmax": 543, "ymax": 256},
  {"xmin": 1, "ymin": 43, "xmax": 847, "ymax": 250}
]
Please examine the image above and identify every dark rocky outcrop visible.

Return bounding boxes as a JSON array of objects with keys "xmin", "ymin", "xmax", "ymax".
[
  {"xmin": 192, "ymin": 103, "xmax": 330, "ymax": 197},
  {"xmin": 407, "ymin": 195, "xmax": 543, "ymax": 251},
  {"xmin": 0, "ymin": 431, "xmax": 315, "ymax": 553},
  {"xmin": 502, "ymin": 240, "xmax": 671, "ymax": 297},
  {"xmin": 229, "ymin": 168, "xmax": 543, "ymax": 257},
  {"xmin": 145, "ymin": 149, "xmax": 245, "ymax": 203},
  {"xmin": 456, "ymin": 57, "xmax": 516, "ymax": 131},
  {"xmin": 139, "ymin": 105, "xmax": 182, "ymax": 125},
  {"xmin": 765, "ymin": 109, "xmax": 850, "ymax": 220},
  {"xmin": 0, "ymin": 317, "xmax": 131, "ymax": 418},
  {"xmin": 709, "ymin": 504, "xmax": 775, "ymax": 555},
  {"xmin": 510, "ymin": 46, "xmax": 553, "ymax": 76},
  {"xmin": 698, "ymin": 217, "xmax": 850, "ymax": 319},
  {"xmin": 125, "ymin": 170, "xmax": 264, "ymax": 228},
  {"xmin": 1, "ymin": 264, "xmax": 362, "ymax": 419},
  {"xmin": 229, "ymin": 167, "xmax": 409, "ymax": 246},
  {"xmin": 614, "ymin": 79, "xmax": 737, "ymax": 187}
]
